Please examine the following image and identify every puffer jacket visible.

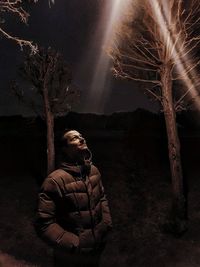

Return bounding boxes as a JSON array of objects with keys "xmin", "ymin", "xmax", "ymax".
[{"xmin": 35, "ymin": 162, "xmax": 112, "ymax": 253}]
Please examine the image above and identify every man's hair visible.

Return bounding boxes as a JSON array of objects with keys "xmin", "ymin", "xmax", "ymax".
[{"xmin": 60, "ymin": 129, "xmax": 74, "ymax": 148}]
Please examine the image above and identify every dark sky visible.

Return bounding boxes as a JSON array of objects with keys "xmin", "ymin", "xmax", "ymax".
[{"xmin": 0, "ymin": 0, "xmax": 159, "ymax": 116}]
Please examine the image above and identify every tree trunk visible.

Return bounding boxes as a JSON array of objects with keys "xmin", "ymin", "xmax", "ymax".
[
  {"xmin": 161, "ymin": 65, "xmax": 187, "ymax": 234},
  {"xmin": 43, "ymin": 85, "xmax": 55, "ymax": 175}
]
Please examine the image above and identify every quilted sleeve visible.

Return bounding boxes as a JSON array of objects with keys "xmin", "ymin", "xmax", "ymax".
[{"xmin": 35, "ymin": 177, "xmax": 79, "ymax": 251}]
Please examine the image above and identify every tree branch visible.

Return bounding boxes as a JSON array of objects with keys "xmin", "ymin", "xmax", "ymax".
[{"xmin": 0, "ymin": 27, "xmax": 38, "ymax": 52}]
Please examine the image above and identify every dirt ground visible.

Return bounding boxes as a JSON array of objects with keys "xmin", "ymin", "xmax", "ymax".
[{"xmin": 0, "ymin": 133, "xmax": 200, "ymax": 267}]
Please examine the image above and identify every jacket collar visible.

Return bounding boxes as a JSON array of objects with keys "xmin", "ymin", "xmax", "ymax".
[{"xmin": 59, "ymin": 149, "xmax": 92, "ymax": 179}]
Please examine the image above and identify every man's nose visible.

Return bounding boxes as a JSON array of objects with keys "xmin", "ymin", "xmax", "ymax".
[{"xmin": 80, "ymin": 137, "xmax": 85, "ymax": 143}]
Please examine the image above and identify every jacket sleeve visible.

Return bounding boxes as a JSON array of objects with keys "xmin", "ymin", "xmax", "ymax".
[
  {"xmin": 99, "ymin": 180, "xmax": 113, "ymax": 229},
  {"xmin": 35, "ymin": 177, "xmax": 79, "ymax": 251}
]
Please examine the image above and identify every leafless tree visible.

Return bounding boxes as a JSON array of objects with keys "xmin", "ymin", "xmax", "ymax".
[
  {"xmin": 110, "ymin": 0, "xmax": 200, "ymax": 234},
  {"xmin": 14, "ymin": 47, "xmax": 80, "ymax": 174},
  {"xmin": 0, "ymin": 0, "xmax": 38, "ymax": 52},
  {"xmin": 0, "ymin": 0, "xmax": 54, "ymax": 52}
]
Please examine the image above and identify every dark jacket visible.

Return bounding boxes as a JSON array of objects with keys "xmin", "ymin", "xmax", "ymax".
[{"xmin": 35, "ymin": 161, "xmax": 112, "ymax": 253}]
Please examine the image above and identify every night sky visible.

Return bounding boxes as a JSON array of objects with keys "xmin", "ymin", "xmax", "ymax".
[{"xmin": 0, "ymin": 0, "xmax": 159, "ymax": 116}]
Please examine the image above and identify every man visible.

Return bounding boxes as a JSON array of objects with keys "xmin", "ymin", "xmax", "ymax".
[{"xmin": 35, "ymin": 129, "xmax": 112, "ymax": 267}]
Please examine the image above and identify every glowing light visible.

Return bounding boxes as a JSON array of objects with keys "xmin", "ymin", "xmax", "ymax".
[
  {"xmin": 85, "ymin": 0, "xmax": 132, "ymax": 113},
  {"xmin": 149, "ymin": 0, "xmax": 200, "ymax": 110},
  {"xmin": 84, "ymin": 0, "xmax": 200, "ymax": 113}
]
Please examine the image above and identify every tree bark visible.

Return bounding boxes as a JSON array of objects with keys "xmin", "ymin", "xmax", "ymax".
[
  {"xmin": 161, "ymin": 64, "xmax": 187, "ymax": 234},
  {"xmin": 43, "ymin": 85, "xmax": 55, "ymax": 175}
]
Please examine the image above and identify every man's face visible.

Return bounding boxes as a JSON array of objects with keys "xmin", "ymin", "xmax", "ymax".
[{"xmin": 63, "ymin": 130, "xmax": 88, "ymax": 155}]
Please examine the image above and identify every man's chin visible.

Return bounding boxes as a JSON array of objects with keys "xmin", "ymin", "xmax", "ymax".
[{"xmin": 79, "ymin": 144, "xmax": 88, "ymax": 150}]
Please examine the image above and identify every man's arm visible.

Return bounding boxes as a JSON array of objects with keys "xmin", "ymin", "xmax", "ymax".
[{"xmin": 35, "ymin": 177, "xmax": 79, "ymax": 251}]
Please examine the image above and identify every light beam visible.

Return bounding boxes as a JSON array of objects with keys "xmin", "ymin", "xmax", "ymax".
[
  {"xmin": 149, "ymin": 0, "xmax": 200, "ymax": 111},
  {"xmin": 85, "ymin": 0, "xmax": 132, "ymax": 114}
]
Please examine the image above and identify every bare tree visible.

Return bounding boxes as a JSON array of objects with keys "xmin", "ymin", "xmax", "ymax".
[
  {"xmin": 0, "ymin": 0, "xmax": 55, "ymax": 51},
  {"xmin": 110, "ymin": 0, "xmax": 200, "ymax": 234},
  {"xmin": 14, "ymin": 47, "xmax": 80, "ymax": 174},
  {"xmin": 0, "ymin": 0, "xmax": 38, "ymax": 52}
]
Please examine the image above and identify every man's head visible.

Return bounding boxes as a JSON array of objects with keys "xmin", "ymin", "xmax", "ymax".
[{"xmin": 61, "ymin": 130, "xmax": 88, "ymax": 160}]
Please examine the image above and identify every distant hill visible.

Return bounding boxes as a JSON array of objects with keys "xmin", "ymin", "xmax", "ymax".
[
  {"xmin": 0, "ymin": 109, "xmax": 161, "ymax": 136},
  {"xmin": 0, "ymin": 108, "xmax": 199, "ymax": 138}
]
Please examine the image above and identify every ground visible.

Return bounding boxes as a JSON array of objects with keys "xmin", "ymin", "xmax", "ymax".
[{"xmin": 0, "ymin": 132, "xmax": 200, "ymax": 267}]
